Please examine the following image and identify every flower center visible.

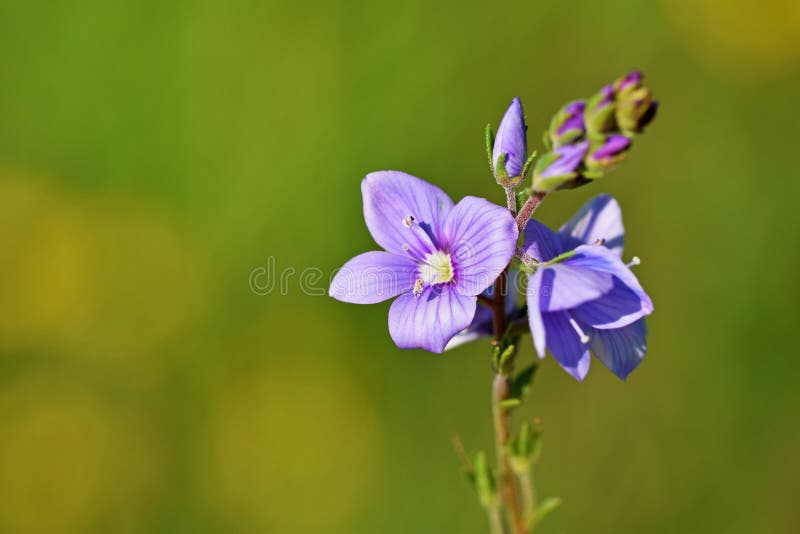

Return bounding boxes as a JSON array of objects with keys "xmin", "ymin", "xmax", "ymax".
[{"xmin": 419, "ymin": 250, "xmax": 454, "ymax": 285}]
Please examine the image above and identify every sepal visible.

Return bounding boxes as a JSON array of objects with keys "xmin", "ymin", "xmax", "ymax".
[
  {"xmin": 548, "ymin": 100, "xmax": 586, "ymax": 148},
  {"xmin": 584, "ymin": 85, "xmax": 617, "ymax": 135}
]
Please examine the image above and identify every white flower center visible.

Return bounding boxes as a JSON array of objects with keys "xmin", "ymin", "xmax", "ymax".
[{"xmin": 419, "ymin": 250, "xmax": 454, "ymax": 285}]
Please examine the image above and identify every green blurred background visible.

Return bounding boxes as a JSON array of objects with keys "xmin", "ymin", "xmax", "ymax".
[{"xmin": 1, "ymin": 1, "xmax": 799, "ymax": 532}]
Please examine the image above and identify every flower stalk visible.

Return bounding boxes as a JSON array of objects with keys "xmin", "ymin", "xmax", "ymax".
[{"xmin": 492, "ymin": 372, "xmax": 526, "ymax": 534}]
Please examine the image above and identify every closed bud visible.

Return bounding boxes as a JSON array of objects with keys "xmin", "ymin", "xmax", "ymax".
[
  {"xmin": 584, "ymin": 84, "xmax": 617, "ymax": 135},
  {"xmin": 614, "ymin": 70, "xmax": 658, "ymax": 134},
  {"xmin": 548, "ymin": 100, "xmax": 585, "ymax": 148},
  {"xmin": 614, "ymin": 70, "xmax": 643, "ymax": 95},
  {"xmin": 493, "ymin": 97, "xmax": 528, "ymax": 181},
  {"xmin": 585, "ymin": 134, "xmax": 631, "ymax": 172},
  {"xmin": 533, "ymin": 140, "xmax": 589, "ymax": 192}
]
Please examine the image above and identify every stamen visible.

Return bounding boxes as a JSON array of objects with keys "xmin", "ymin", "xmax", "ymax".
[
  {"xmin": 413, "ymin": 279, "xmax": 424, "ymax": 297},
  {"xmin": 593, "ymin": 238, "xmax": 606, "ymax": 246},
  {"xmin": 568, "ymin": 317, "xmax": 590, "ymax": 344},
  {"xmin": 402, "ymin": 215, "xmax": 415, "ymax": 228},
  {"xmin": 627, "ymin": 256, "xmax": 641, "ymax": 267}
]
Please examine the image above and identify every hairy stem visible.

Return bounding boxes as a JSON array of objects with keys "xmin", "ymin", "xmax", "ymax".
[
  {"xmin": 515, "ymin": 191, "xmax": 547, "ymax": 232},
  {"xmin": 488, "ymin": 189, "xmax": 548, "ymax": 534},
  {"xmin": 490, "ymin": 270, "xmax": 525, "ymax": 534},
  {"xmin": 505, "ymin": 187, "xmax": 517, "ymax": 216},
  {"xmin": 492, "ymin": 373, "xmax": 526, "ymax": 534}
]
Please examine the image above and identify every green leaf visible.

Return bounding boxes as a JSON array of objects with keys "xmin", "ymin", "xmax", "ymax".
[
  {"xmin": 541, "ymin": 129, "xmax": 552, "ymax": 151},
  {"xmin": 510, "ymin": 363, "xmax": 538, "ymax": 400},
  {"xmin": 472, "ymin": 451, "xmax": 497, "ymax": 508},
  {"xmin": 499, "ymin": 398, "xmax": 522, "ymax": 410},
  {"xmin": 582, "ymin": 170, "xmax": 605, "ymax": 180},
  {"xmin": 498, "ymin": 344, "xmax": 516, "ymax": 368},
  {"xmin": 485, "ymin": 124, "xmax": 495, "ymax": 173},
  {"xmin": 494, "ymin": 151, "xmax": 508, "ymax": 182},
  {"xmin": 491, "ymin": 345, "xmax": 501, "ymax": 372},
  {"xmin": 532, "ymin": 496, "xmax": 562, "ymax": 526},
  {"xmin": 520, "ymin": 150, "xmax": 538, "ymax": 181}
]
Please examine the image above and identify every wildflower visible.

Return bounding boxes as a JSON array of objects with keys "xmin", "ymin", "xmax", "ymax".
[
  {"xmin": 329, "ymin": 171, "xmax": 518, "ymax": 353},
  {"xmin": 523, "ymin": 195, "xmax": 653, "ymax": 380},
  {"xmin": 444, "ymin": 271, "xmax": 523, "ymax": 351},
  {"xmin": 492, "ymin": 97, "xmax": 528, "ymax": 179}
]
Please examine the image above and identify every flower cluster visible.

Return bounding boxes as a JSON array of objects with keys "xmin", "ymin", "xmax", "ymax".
[
  {"xmin": 531, "ymin": 71, "xmax": 658, "ymax": 193},
  {"xmin": 330, "ymin": 70, "xmax": 657, "ymax": 383}
]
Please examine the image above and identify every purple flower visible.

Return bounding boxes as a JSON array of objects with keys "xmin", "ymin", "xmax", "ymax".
[
  {"xmin": 586, "ymin": 134, "xmax": 632, "ymax": 171},
  {"xmin": 523, "ymin": 195, "xmax": 653, "ymax": 380},
  {"xmin": 329, "ymin": 171, "xmax": 518, "ymax": 353},
  {"xmin": 549, "ymin": 100, "xmax": 586, "ymax": 148},
  {"xmin": 492, "ymin": 98, "xmax": 528, "ymax": 178},
  {"xmin": 541, "ymin": 141, "xmax": 589, "ymax": 178},
  {"xmin": 532, "ymin": 140, "xmax": 590, "ymax": 192},
  {"xmin": 444, "ymin": 271, "xmax": 522, "ymax": 351}
]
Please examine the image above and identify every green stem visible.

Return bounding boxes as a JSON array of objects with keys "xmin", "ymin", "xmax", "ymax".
[
  {"xmin": 492, "ymin": 372, "xmax": 526, "ymax": 534},
  {"xmin": 487, "ymin": 505, "xmax": 504, "ymax": 534},
  {"xmin": 519, "ymin": 470, "xmax": 537, "ymax": 530}
]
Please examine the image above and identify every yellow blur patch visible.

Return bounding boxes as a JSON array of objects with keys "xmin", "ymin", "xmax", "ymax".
[
  {"xmin": 206, "ymin": 355, "xmax": 380, "ymax": 531},
  {"xmin": 0, "ymin": 380, "xmax": 160, "ymax": 533},
  {"xmin": 663, "ymin": 0, "xmax": 800, "ymax": 75},
  {"xmin": 0, "ymin": 177, "xmax": 95, "ymax": 348},
  {"xmin": 0, "ymin": 172, "xmax": 209, "ymax": 360}
]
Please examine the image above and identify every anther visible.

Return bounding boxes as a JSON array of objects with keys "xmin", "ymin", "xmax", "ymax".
[
  {"xmin": 627, "ymin": 256, "xmax": 641, "ymax": 267},
  {"xmin": 593, "ymin": 238, "xmax": 606, "ymax": 246},
  {"xmin": 413, "ymin": 279, "xmax": 424, "ymax": 297},
  {"xmin": 402, "ymin": 215, "xmax": 415, "ymax": 228},
  {"xmin": 568, "ymin": 317, "xmax": 590, "ymax": 344}
]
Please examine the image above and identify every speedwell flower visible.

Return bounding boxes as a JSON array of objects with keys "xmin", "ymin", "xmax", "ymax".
[
  {"xmin": 444, "ymin": 271, "xmax": 523, "ymax": 351},
  {"xmin": 329, "ymin": 171, "xmax": 518, "ymax": 353},
  {"xmin": 523, "ymin": 194, "xmax": 653, "ymax": 381}
]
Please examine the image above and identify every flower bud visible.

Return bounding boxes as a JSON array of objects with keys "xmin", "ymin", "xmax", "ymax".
[
  {"xmin": 584, "ymin": 84, "xmax": 616, "ymax": 135},
  {"xmin": 492, "ymin": 97, "xmax": 527, "ymax": 179},
  {"xmin": 532, "ymin": 140, "xmax": 589, "ymax": 192},
  {"xmin": 614, "ymin": 70, "xmax": 658, "ymax": 134},
  {"xmin": 548, "ymin": 100, "xmax": 585, "ymax": 148},
  {"xmin": 614, "ymin": 70, "xmax": 643, "ymax": 94},
  {"xmin": 585, "ymin": 134, "xmax": 631, "ymax": 172}
]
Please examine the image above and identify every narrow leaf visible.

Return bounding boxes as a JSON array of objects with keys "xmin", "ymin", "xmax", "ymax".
[{"xmin": 532, "ymin": 496, "xmax": 562, "ymax": 526}]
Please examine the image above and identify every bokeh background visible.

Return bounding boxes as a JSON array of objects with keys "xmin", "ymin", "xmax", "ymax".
[{"xmin": 1, "ymin": 1, "xmax": 799, "ymax": 532}]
